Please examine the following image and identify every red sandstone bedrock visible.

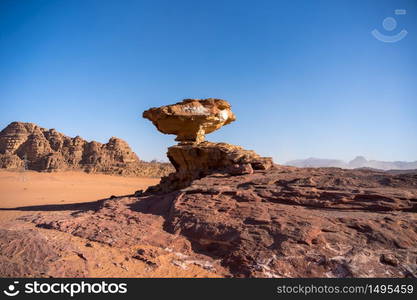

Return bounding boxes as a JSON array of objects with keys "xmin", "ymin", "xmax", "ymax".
[{"xmin": 8, "ymin": 165, "xmax": 416, "ymax": 278}]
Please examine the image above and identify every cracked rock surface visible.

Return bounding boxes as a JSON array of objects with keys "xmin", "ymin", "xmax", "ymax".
[{"xmin": 12, "ymin": 166, "xmax": 416, "ymax": 277}]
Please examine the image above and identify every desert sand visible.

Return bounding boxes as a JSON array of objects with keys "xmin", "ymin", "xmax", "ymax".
[
  {"xmin": 0, "ymin": 170, "xmax": 222, "ymax": 278},
  {"xmin": 0, "ymin": 170, "xmax": 157, "ymax": 226},
  {"xmin": 0, "ymin": 170, "xmax": 158, "ymax": 209}
]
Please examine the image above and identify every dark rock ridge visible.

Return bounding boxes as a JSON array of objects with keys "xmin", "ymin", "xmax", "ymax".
[{"xmin": 0, "ymin": 122, "xmax": 173, "ymax": 177}]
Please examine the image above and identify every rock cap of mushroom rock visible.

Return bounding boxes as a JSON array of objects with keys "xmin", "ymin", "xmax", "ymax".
[{"xmin": 143, "ymin": 98, "xmax": 236, "ymax": 144}]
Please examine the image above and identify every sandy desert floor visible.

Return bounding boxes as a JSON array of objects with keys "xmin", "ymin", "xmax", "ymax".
[
  {"xmin": 0, "ymin": 170, "xmax": 159, "ymax": 209},
  {"xmin": 0, "ymin": 169, "xmax": 158, "ymax": 225},
  {"xmin": 0, "ymin": 170, "xmax": 222, "ymax": 278}
]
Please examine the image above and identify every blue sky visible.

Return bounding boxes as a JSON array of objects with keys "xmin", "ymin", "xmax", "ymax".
[{"xmin": 1, "ymin": 0, "xmax": 416, "ymax": 163}]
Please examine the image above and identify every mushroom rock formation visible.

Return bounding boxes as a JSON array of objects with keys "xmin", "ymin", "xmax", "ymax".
[
  {"xmin": 143, "ymin": 98, "xmax": 236, "ymax": 144},
  {"xmin": 143, "ymin": 99, "xmax": 273, "ymax": 192}
]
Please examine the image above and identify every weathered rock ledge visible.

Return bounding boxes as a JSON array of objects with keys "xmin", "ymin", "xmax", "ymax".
[{"xmin": 148, "ymin": 142, "xmax": 273, "ymax": 193}]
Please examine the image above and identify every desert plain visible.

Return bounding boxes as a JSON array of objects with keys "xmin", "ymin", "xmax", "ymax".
[{"xmin": 0, "ymin": 170, "xmax": 222, "ymax": 278}]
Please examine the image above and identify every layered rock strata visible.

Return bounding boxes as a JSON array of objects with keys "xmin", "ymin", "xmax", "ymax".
[{"xmin": 0, "ymin": 122, "xmax": 173, "ymax": 177}]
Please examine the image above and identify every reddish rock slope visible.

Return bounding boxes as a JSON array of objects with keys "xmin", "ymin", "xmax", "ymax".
[{"xmin": 163, "ymin": 166, "xmax": 417, "ymax": 277}]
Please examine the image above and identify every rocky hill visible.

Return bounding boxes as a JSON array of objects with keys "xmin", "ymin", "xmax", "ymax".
[{"xmin": 0, "ymin": 122, "xmax": 173, "ymax": 177}]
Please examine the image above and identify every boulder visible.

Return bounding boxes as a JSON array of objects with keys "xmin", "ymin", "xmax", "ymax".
[{"xmin": 143, "ymin": 98, "xmax": 236, "ymax": 144}]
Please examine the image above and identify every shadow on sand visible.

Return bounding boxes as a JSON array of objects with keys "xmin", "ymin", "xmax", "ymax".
[{"xmin": 0, "ymin": 194, "xmax": 135, "ymax": 212}]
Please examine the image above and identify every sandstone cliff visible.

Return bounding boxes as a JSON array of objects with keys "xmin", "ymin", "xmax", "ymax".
[{"xmin": 0, "ymin": 122, "xmax": 173, "ymax": 177}]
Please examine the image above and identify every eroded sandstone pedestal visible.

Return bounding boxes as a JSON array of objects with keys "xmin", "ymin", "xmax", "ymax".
[
  {"xmin": 150, "ymin": 142, "xmax": 273, "ymax": 192},
  {"xmin": 143, "ymin": 99, "xmax": 273, "ymax": 192}
]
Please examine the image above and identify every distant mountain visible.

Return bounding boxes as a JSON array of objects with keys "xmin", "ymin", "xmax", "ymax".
[
  {"xmin": 0, "ymin": 121, "xmax": 174, "ymax": 177},
  {"xmin": 286, "ymin": 156, "xmax": 417, "ymax": 171},
  {"xmin": 285, "ymin": 157, "xmax": 347, "ymax": 168},
  {"xmin": 348, "ymin": 156, "xmax": 368, "ymax": 168}
]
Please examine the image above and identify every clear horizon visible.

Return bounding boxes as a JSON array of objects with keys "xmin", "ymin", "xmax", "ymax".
[{"xmin": 1, "ymin": 0, "xmax": 416, "ymax": 163}]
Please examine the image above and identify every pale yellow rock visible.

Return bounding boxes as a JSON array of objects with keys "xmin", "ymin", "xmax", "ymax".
[{"xmin": 143, "ymin": 98, "xmax": 236, "ymax": 143}]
